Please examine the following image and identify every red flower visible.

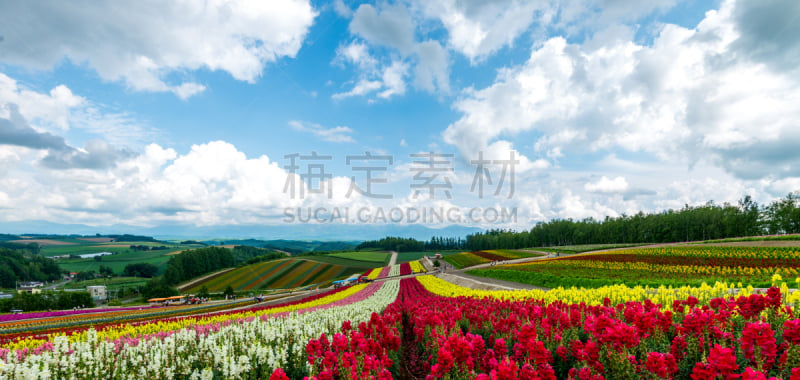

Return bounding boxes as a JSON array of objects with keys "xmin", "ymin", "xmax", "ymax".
[
  {"xmin": 783, "ymin": 319, "xmax": 800, "ymax": 345},
  {"xmin": 269, "ymin": 368, "xmax": 289, "ymax": 380},
  {"xmin": 741, "ymin": 322, "xmax": 778, "ymax": 372}
]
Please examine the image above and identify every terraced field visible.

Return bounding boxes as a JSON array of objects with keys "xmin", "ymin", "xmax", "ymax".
[{"xmin": 186, "ymin": 258, "xmax": 364, "ymax": 292}]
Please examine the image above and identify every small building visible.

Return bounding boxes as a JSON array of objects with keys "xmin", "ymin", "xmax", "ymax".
[
  {"xmin": 19, "ymin": 281, "xmax": 44, "ymax": 288},
  {"xmin": 51, "ymin": 254, "xmax": 71, "ymax": 260},
  {"xmin": 18, "ymin": 287, "xmax": 42, "ymax": 294},
  {"xmin": 434, "ymin": 253, "xmax": 442, "ymax": 259},
  {"xmin": 0, "ymin": 293, "xmax": 13, "ymax": 299},
  {"xmin": 87, "ymin": 285, "xmax": 107, "ymax": 301},
  {"xmin": 69, "ymin": 272, "xmax": 79, "ymax": 279}
]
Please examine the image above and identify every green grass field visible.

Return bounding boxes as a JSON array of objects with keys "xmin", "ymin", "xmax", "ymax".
[
  {"xmin": 328, "ymin": 251, "xmax": 390, "ymax": 263},
  {"xmin": 53, "ymin": 249, "xmax": 178, "ymax": 275},
  {"xmin": 56, "ymin": 276, "xmax": 148, "ymax": 290},
  {"xmin": 395, "ymin": 251, "xmax": 460, "ymax": 263}
]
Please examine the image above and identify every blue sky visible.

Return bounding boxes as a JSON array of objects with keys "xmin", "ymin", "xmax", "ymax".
[{"xmin": 1, "ymin": 0, "xmax": 799, "ymax": 234}]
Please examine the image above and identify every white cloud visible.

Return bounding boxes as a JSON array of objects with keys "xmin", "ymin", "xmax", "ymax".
[
  {"xmin": 337, "ymin": 3, "xmax": 451, "ymax": 100},
  {"xmin": 335, "ymin": 42, "xmax": 378, "ymax": 69},
  {"xmin": 378, "ymin": 61, "xmax": 409, "ymax": 99},
  {"xmin": 415, "ymin": 0, "xmax": 681, "ymax": 62},
  {"xmin": 0, "ymin": 72, "xmax": 152, "ymax": 146},
  {"xmin": 332, "ymin": 79, "xmax": 383, "ymax": 100},
  {"xmin": 350, "ymin": 4, "xmax": 415, "ymax": 54},
  {"xmin": 0, "ymin": 0, "xmax": 317, "ymax": 98},
  {"xmin": 333, "ymin": 0, "xmax": 353, "ymax": 18},
  {"xmin": 443, "ymin": 0, "xmax": 800, "ymax": 181},
  {"xmin": 0, "ymin": 73, "xmax": 84, "ymax": 131},
  {"xmin": 415, "ymin": 0, "xmax": 549, "ymax": 62},
  {"xmin": 414, "ymin": 40, "xmax": 451, "ymax": 93},
  {"xmin": 585, "ymin": 176, "xmax": 629, "ymax": 193},
  {"xmin": 289, "ymin": 120, "xmax": 355, "ymax": 143}
]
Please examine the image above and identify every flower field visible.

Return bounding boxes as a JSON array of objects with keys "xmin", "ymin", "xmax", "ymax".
[
  {"xmin": 187, "ymin": 258, "xmax": 364, "ymax": 292},
  {"xmin": 443, "ymin": 250, "xmax": 543, "ymax": 269},
  {"xmin": 468, "ymin": 246, "xmax": 800, "ymax": 288},
  {"xmin": 2, "ymin": 272, "xmax": 800, "ymax": 379},
  {"xmin": 363, "ymin": 261, "xmax": 427, "ymax": 280}
]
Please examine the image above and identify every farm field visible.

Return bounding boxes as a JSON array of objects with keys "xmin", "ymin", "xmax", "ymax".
[
  {"xmin": 468, "ymin": 246, "xmax": 800, "ymax": 289},
  {"xmin": 53, "ymin": 248, "xmax": 180, "ymax": 275},
  {"xmin": 54, "ymin": 276, "xmax": 148, "ymax": 290},
  {"xmin": 186, "ymin": 258, "xmax": 364, "ymax": 292},
  {"xmin": 442, "ymin": 249, "xmax": 543, "ymax": 269},
  {"xmin": 327, "ymin": 251, "xmax": 390, "ymax": 263},
  {"xmin": 527, "ymin": 243, "xmax": 651, "ymax": 254},
  {"xmin": 2, "ymin": 275, "xmax": 800, "ymax": 379}
]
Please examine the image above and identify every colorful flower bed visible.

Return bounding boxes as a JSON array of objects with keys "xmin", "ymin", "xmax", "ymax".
[
  {"xmin": 469, "ymin": 246, "xmax": 800, "ymax": 288},
  {"xmin": 0, "ymin": 280, "xmax": 400, "ymax": 379},
  {"xmin": 409, "ymin": 260, "xmax": 426, "ymax": 273},
  {"xmin": 188, "ymin": 258, "xmax": 361, "ymax": 292},
  {"xmin": 302, "ymin": 276, "xmax": 800, "ymax": 380},
  {"xmin": 444, "ymin": 250, "xmax": 541, "ymax": 269},
  {"xmin": 5, "ymin": 267, "xmax": 800, "ymax": 379},
  {"xmin": 0, "ymin": 305, "xmax": 158, "ymax": 323}
]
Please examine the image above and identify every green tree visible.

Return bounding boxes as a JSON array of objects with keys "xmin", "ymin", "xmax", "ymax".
[
  {"xmin": 141, "ymin": 278, "xmax": 178, "ymax": 299},
  {"xmin": 198, "ymin": 285, "xmax": 210, "ymax": 299}
]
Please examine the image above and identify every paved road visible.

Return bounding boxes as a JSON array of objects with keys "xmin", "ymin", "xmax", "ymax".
[{"xmin": 44, "ymin": 278, "xmax": 72, "ymax": 290}]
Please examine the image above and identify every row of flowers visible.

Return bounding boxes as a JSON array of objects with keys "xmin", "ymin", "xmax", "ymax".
[
  {"xmin": 0, "ymin": 305, "xmax": 160, "ymax": 324},
  {"xmin": 365, "ymin": 260, "xmax": 427, "ymax": 280},
  {"xmin": 0, "ymin": 280, "xmax": 401, "ymax": 379},
  {"xmin": 1, "ymin": 283, "xmax": 366, "ymax": 351},
  {"xmin": 0, "ymin": 299, "xmax": 257, "ymax": 340}
]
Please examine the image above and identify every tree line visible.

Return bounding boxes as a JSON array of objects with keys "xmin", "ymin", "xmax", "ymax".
[
  {"xmin": 0, "ymin": 248, "xmax": 61, "ymax": 288},
  {"xmin": 162, "ymin": 246, "xmax": 235, "ymax": 285},
  {"xmin": 464, "ymin": 194, "xmax": 799, "ymax": 250},
  {"xmin": 0, "ymin": 290, "xmax": 94, "ymax": 313}
]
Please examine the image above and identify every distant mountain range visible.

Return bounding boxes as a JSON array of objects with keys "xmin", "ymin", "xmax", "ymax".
[{"xmin": 0, "ymin": 220, "xmax": 483, "ymax": 241}]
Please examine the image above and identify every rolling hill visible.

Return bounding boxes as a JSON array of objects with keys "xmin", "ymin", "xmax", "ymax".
[{"xmin": 186, "ymin": 258, "xmax": 368, "ymax": 292}]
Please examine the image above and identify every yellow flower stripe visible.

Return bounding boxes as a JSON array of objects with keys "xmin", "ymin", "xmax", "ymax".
[
  {"xmin": 3, "ymin": 284, "xmax": 369, "ymax": 352},
  {"xmin": 579, "ymin": 246, "xmax": 800, "ymax": 260},
  {"xmin": 503, "ymin": 258, "xmax": 800, "ymax": 278},
  {"xmin": 410, "ymin": 260, "xmax": 426, "ymax": 273},
  {"xmin": 367, "ymin": 267, "xmax": 382, "ymax": 279},
  {"xmin": 415, "ymin": 275, "xmax": 799, "ymax": 309}
]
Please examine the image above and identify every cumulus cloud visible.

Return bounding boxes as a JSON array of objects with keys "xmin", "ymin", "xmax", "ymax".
[
  {"xmin": 0, "ymin": 0, "xmax": 317, "ymax": 98},
  {"xmin": 414, "ymin": 0, "xmax": 679, "ymax": 62},
  {"xmin": 289, "ymin": 120, "xmax": 356, "ymax": 143},
  {"xmin": 0, "ymin": 104, "xmax": 134, "ymax": 170},
  {"xmin": 0, "ymin": 104, "xmax": 71, "ymax": 151},
  {"xmin": 585, "ymin": 176, "xmax": 629, "ymax": 193},
  {"xmin": 0, "ymin": 72, "xmax": 152, "ymax": 145},
  {"xmin": 442, "ymin": 0, "xmax": 800, "ymax": 181}
]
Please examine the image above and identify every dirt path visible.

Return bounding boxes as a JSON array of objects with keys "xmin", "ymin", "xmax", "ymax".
[
  {"xmin": 388, "ymin": 251, "xmax": 398, "ymax": 266},
  {"xmin": 437, "ymin": 272, "xmax": 541, "ymax": 291}
]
